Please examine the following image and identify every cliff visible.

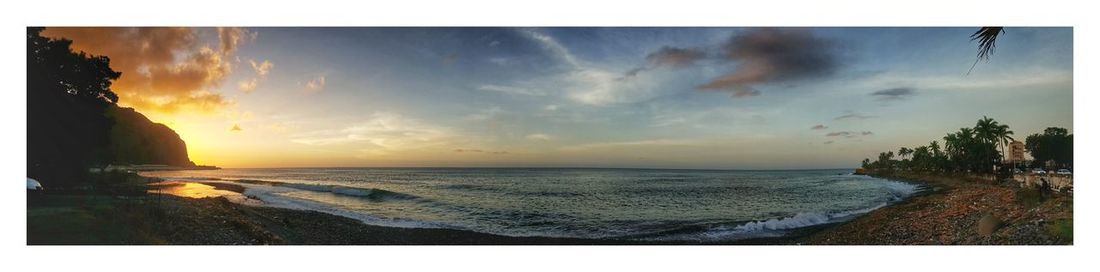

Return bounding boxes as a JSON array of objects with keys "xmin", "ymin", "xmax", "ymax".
[{"xmin": 105, "ymin": 106, "xmax": 195, "ymax": 167}]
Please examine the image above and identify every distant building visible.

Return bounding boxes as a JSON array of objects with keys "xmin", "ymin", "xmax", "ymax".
[{"xmin": 1007, "ymin": 140, "xmax": 1026, "ymax": 163}]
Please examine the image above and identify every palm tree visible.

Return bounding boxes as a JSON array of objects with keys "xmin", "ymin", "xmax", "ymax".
[
  {"xmin": 898, "ymin": 147, "xmax": 913, "ymax": 170},
  {"xmin": 994, "ymin": 123, "xmax": 1014, "ymax": 163},
  {"xmin": 898, "ymin": 147, "xmax": 913, "ymax": 160},
  {"xmin": 912, "ymin": 146, "xmax": 931, "ymax": 171},
  {"xmin": 929, "ymin": 140, "xmax": 945, "ymax": 171},
  {"xmin": 974, "ymin": 117, "xmax": 1007, "ymax": 172},
  {"xmin": 975, "ymin": 116, "xmax": 1015, "ymax": 170}
]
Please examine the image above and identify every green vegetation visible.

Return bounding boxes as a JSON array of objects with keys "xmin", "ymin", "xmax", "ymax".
[
  {"xmin": 1046, "ymin": 219, "xmax": 1073, "ymax": 242},
  {"xmin": 861, "ymin": 116, "xmax": 1072, "ymax": 175},
  {"xmin": 1025, "ymin": 127, "xmax": 1074, "ymax": 169}
]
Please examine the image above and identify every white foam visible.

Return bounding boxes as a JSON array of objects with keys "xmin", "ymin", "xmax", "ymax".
[
  {"xmin": 206, "ymin": 180, "xmax": 448, "ymax": 230},
  {"xmin": 659, "ymin": 180, "xmax": 921, "ymax": 242}
]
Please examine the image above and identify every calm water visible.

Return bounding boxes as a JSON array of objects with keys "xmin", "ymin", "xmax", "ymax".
[{"xmin": 142, "ymin": 168, "xmax": 919, "ymax": 241}]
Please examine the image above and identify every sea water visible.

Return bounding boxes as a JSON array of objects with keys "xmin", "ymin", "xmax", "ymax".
[{"xmin": 142, "ymin": 168, "xmax": 919, "ymax": 242}]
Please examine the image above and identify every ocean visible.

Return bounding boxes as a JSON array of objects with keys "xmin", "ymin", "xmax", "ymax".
[{"xmin": 142, "ymin": 168, "xmax": 920, "ymax": 242}]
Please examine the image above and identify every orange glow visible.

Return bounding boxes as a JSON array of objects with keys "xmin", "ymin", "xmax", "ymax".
[{"xmin": 148, "ymin": 181, "xmax": 239, "ymax": 199}]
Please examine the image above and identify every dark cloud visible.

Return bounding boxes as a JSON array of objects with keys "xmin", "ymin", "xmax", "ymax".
[
  {"xmin": 699, "ymin": 28, "xmax": 839, "ymax": 97},
  {"xmin": 834, "ymin": 113, "xmax": 876, "ymax": 120},
  {"xmin": 870, "ymin": 87, "xmax": 916, "ymax": 101},
  {"xmin": 453, "ymin": 149, "xmax": 509, "ymax": 155},
  {"xmin": 811, "ymin": 124, "xmax": 828, "ymax": 130},
  {"xmin": 826, "ymin": 131, "xmax": 873, "ymax": 138},
  {"xmin": 619, "ymin": 46, "xmax": 706, "ymax": 80},
  {"xmin": 646, "ymin": 46, "xmax": 707, "ymax": 68}
]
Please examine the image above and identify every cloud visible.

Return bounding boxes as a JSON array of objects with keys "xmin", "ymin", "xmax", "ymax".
[
  {"xmin": 560, "ymin": 139, "xmax": 701, "ymax": 152},
  {"xmin": 477, "ymin": 84, "xmax": 542, "ymax": 96},
  {"xmin": 236, "ymin": 59, "xmax": 274, "ymax": 93},
  {"xmin": 305, "ymin": 76, "xmax": 326, "ymax": 92},
  {"xmin": 834, "ymin": 112, "xmax": 876, "ymax": 120},
  {"xmin": 646, "ymin": 46, "xmax": 707, "ymax": 68},
  {"xmin": 453, "ymin": 149, "xmax": 509, "ymax": 155},
  {"xmin": 487, "ymin": 57, "xmax": 512, "ymax": 66},
  {"xmin": 42, "ymin": 27, "xmax": 254, "ymax": 113},
  {"xmin": 620, "ymin": 46, "xmax": 707, "ymax": 79},
  {"xmin": 290, "ymin": 112, "xmax": 457, "ymax": 154},
  {"xmin": 698, "ymin": 28, "xmax": 839, "ymax": 97},
  {"xmin": 811, "ymin": 124, "xmax": 828, "ymax": 130},
  {"xmin": 521, "ymin": 29, "xmax": 580, "ymax": 67},
  {"xmin": 870, "ymin": 87, "xmax": 916, "ymax": 101},
  {"xmin": 238, "ymin": 78, "xmax": 258, "ymax": 93},
  {"xmin": 526, "ymin": 133, "xmax": 552, "ymax": 141},
  {"xmin": 217, "ymin": 27, "xmax": 254, "ymax": 55},
  {"xmin": 825, "ymin": 131, "xmax": 873, "ymax": 138},
  {"xmin": 516, "ymin": 29, "xmax": 690, "ymax": 106},
  {"xmin": 824, "ymin": 140, "xmax": 834, "ymax": 144},
  {"xmin": 250, "ymin": 60, "xmax": 274, "ymax": 76}
]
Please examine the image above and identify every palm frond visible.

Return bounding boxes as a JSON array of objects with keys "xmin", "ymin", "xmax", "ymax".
[
  {"xmin": 971, "ymin": 27, "xmax": 1005, "ymax": 60},
  {"xmin": 968, "ymin": 27, "xmax": 1005, "ymax": 74}
]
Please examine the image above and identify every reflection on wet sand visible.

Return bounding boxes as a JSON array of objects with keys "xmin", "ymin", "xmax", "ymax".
[{"xmin": 149, "ymin": 181, "xmax": 241, "ymax": 199}]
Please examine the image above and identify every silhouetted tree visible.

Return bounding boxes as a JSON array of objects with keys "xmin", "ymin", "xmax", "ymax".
[
  {"xmin": 1025, "ymin": 127, "xmax": 1073, "ymax": 169},
  {"xmin": 27, "ymin": 27, "xmax": 121, "ymax": 186}
]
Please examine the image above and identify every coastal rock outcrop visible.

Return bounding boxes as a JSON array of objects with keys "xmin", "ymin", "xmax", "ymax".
[{"xmin": 105, "ymin": 106, "xmax": 195, "ymax": 167}]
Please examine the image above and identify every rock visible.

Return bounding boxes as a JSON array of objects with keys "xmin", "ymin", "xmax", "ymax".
[{"xmin": 978, "ymin": 213, "xmax": 1002, "ymax": 236}]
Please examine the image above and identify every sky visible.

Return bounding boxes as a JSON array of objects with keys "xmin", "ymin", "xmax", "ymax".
[{"xmin": 41, "ymin": 27, "xmax": 1073, "ymax": 169}]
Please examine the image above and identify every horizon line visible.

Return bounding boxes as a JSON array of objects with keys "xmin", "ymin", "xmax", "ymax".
[{"xmin": 206, "ymin": 166, "xmax": 859, "ymax": 171}]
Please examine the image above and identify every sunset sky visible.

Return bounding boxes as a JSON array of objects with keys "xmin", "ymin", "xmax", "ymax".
[{"xmin": 42, "ymin": 27, "xmax": 1073, "ymax": 169}]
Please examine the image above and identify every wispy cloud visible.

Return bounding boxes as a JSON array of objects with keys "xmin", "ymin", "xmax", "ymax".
[
  {"xmin": 825, "ymin": 131, "xmax": 873, "ymax": 138},
  {"xmin": 305, "ymin": 76, "xmax": 326, "ymax": 92},
  {"xmin": 453, "ymin": 149, "xmax": 509, "ymax": 155},
  {"xmin": 521, "ymin": 28, "xmax": 580, "ymax": 68},
  {"xmin": 834, "ymin": 112, "xmax": 876, "ymax": 120},
  {"xmin": 290, "ymin": 112, "xmax": 458, "ymax": 154},
  {"xmin": 238, "ymin": 78, "xmax": 259, "ymax": 93},
  {"xmin": 477, "ymin": 84, "xmax": 543, "ymax": 96},
  {"xmin": 870, "ymin": 87, "xmax": 916, "ymax": 101},
  {"xmin": 519, "ymin": 28, "xmax": 666, "ymax": 106},
  {"xmin": 560, "ymin": 139, "xmax": 701, "ymax": 152},
  {"xmin": 811, "ymin": 124, "xmax": 828, "ymax": 130},
  {"xmin": 250, "ymin": 59, "xmax": 274, "ymax": 76},
  {"xmin": 526, "ymin": 133, "xmax": 552, "ymax": 141}
]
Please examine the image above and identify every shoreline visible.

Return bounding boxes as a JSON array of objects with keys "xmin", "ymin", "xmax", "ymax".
[
  {"xmin": 796, "ymin": 171, "xmax": 1072, "ymax": 245},
  {"xmin": 28, "ymin": 171, "xmax": 1071, "ymax": 245}
]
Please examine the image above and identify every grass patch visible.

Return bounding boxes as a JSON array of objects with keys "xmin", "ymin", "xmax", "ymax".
[{"xmin": 1046, "ymin": 219, "xmax": 1073, "ymax": 243}]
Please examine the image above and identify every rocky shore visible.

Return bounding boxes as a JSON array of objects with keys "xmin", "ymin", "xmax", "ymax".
[{"xmin": 799, "ymin": 172, "xmax": 1073, "ymax": 245}]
